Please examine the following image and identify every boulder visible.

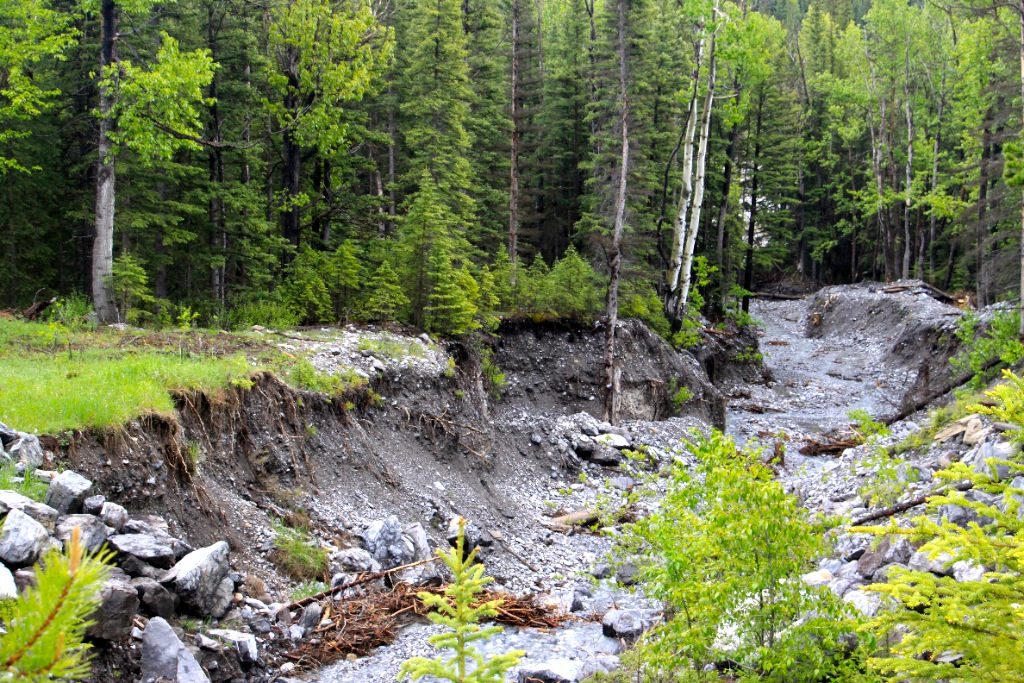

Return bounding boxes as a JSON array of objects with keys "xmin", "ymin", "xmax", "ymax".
[
  {"xmin": 82, "ymin": 495, "xmax": 105, "ymax": 515},
  {"xmin": 160, "ymin": 541, "xmax": 233, "ymax": 618},
  {"xmin": 857, "ymin": 537, "xmax": 914, "ymax": 578},
  {"xmin": 395, "ymin": 523, "xmax": 440, "ymax": 584},
  {"xmin": 594, "ymin": 433, "xmax": 630, "ymax": 450},
  {"xmin": 55, "ymin": 514, "xmax": 109, "ymax": 552},
  {"xmin": 909, "ymin": 550, "xmax": 956, "ymax": 576},
  {"xmin": 446, "ymin": 517, "xmax": 493, "ymax": 556},
  {"xmin": 331, "ymin": 547, "xmax": 381, "ymax": 574},
  {"xmin": 141, "ymin": 616, "xmax": 210, "ymax": 683},
  {"xmin": 99, "ymin": 502, "xmax": 129, "ymax": 532},
  {"xmin": 0, "ymin": 564, "xmax": 16, "ymax": 599},
  {"xmin": 132, "ymin": 576, "xmax": 179, "ymax": 619},
  {"xmin": 952, "ymin": 560, "xmax": 986, "ymax": 583},
  {"xmin": 206, "ymin": 629, "xmax": 259, "ymax": 667},
  {"xmin": 0, "ymin": 508, "xmax": 50, "ymax": 567},
  {"xmin": 0, "ymin": 491, "xmax": 58, "ymax": 532},
  {"xmin": 801, "ymin": 569, "xmax": 833, "ymax": 587},
  {"xmin": 362, "ymin": 516, "xmax": 409, "ymax": 568},
  {"xmin": 0, "ymin": 423, "xmax": 17, "ymax": 448},
  {"xmin": 124, "ymin": 518, "xmax": 192, "ymax": 559},
  {"xmin": 843, "ymin": 589, "xmax": 883, "ymax": 617},
  {"xmin": 516, "ymin": 659, "xmax": 584, "ymax": 683},
  {"xmin": 88, "ymin": 569, "xmax": 140, "ymax": 640},
  {"xmin": 601, "ymin": 609, "xmax": 658, "ymax": 641},
  {"xmin": 109, "ymin": 533, "xmax": 177, "ymax": 569},
  {"xmin": 44, "ymin": 470, "xmax": 92, "ymax": 514},
  {"xmin": 8, "ymin": 434, "xmax": 44, "ymax": 469},
  {"xmin": 587, "ymin": 446, "xmax": 625, "ymax": 467}
]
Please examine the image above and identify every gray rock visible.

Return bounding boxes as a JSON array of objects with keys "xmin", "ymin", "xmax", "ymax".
[
  {"xmin": 587, "ymin": 446, "xmax": 625, "ymax": 467},
  {"xmin": 0, "ymin": 422, "xmax": 17, "ymax": 448},
  {"xmin": 601, "ymin": 608, "xmax": 657, "ymax": 640},
  {"xmin": 82, "ymin": 495, "xmax": 105, "ymax": 515},
  {"xmin": 160, "ymin": 541, "xmax": 233, "ymax": 618},
  {"xmin": 909, "ymin": 550, "xmax": 955, "ymax": 576},
  {"xmin": 55, "ymin": 514, "xmax": 109, "ymax": 552},
  {"xmin": 0, "ymin": 564, "xmax": 16, "ymax": 599},
  {"xmin": 843, "ymin": 589, "xmax": 883, "ymax": 617},
  {"xmin": 0, "ymin": 491, "xmax": 58, "ymax": 532},
  {"xmin": 141, "ymin": 616, "xmax": 210, "ymax": 683},
  {"xmin": 44, "ymin": 470, "xmax": 92, "ymax": 514},
  {"xmin": 109, "ymin": 533, "xmax": 177, "ymax": 568},
  {"xmin": 88, "ymin": 569, "xmax": 140, "ymax": 640},
  {"xmin": 396, "ymin": 523, "xmax": 440, "ymax": 584},
  {"xmin": 361, "ymin": 516, "xmax": 409, "ymax": 568},
  {"xmin": 124, "ymin": 518, "xmax": 192, "ymax": 559},
  {"xmin": 332, "ymin": 547, "xmax": 381, "ymax": 574},
  {"xmin": 8, "ymin": 435, "xmax": 44, "ymax": 469},
  {"xmin": 0, "ymin": 508, "xmax": 49, "ymax": 566},
  {"xmin": 132, "ymin": 576, "xmax": 179, "ymax": 619},
  {"xmin": 446, "ymin": 516, "xmax": 492, "ymax": 556},
  {"xmin": 13, "ymin": 568, "xmax": 35, "ymax": 592},
  {"xmin": 952, "ymin": 560, "xmax": 986, "ymax": 583},
  {"xmin": 207, "ymin": 629, "xmax": 258, "ymax": 667},
  {"xmin": 615, "ymin": 562, "xmax": 640, "ymax": 586},
  {"xmin": 298, "ymin": 603, "xmax": 322, "ymax": 633},
  {"xmin": 857, "ymin": 537, "xmax": 914, "ymax": 578},
  {"xmin": 100, "ymin": 501, "xmax": 129, "ymax": 531},
  {"xmin": 516, "ymin": 659, "xmax": 584, "ymax": 683},
  {"xmin": 594, "ymin": 433, "xmax": 630, "ymax": 450}
]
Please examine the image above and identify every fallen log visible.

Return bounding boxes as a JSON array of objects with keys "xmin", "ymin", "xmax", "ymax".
[
  {"xmin": 549, "ymin": 509, "xmax": 599, "ymax": 527},
  {"xmin": 850, "ymin": 481, "xmax": 974, "ymax": 526},
  {"xmin": 21, "ymin": 296, "xmax": 56, "ymax": 321},
  {"xmin": 799, "ymin": 436, "xmax": 859, "ymax": 456},
  {"xmin": 752, "ymin": 291, "xmax": 805, "ymax": 300}
]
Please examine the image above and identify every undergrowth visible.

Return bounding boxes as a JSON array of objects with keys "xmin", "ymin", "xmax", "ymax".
[
  {"xmin": 0, "ymin": 462, "xmax": 49, "ymax": 502},
  {"xmin": 270, "ymin": 518, "xmax": 328, "ymax": 582}
]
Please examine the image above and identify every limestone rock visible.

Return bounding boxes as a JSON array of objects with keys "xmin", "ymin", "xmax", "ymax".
[
  {"xmin": 594, "ymin": 433, "xmax": 631, "ymax": 450},
  {"xmin": 82, "ymin": 495, "xmax": 105, "ymax": 515},
  {"xmin": 109, "ymin": 533, "xmax": 177, "ymax": 569},
  {"xmin": 601, "ymin": 608, "xmax": 658, "ymax": 641},
  {"xmin": 100, "ymin": 501, "xmax": 129, "ymax": 531},
  {"xmin": 8, "ymin": 434, "xmax": 44, "ymax": 469},
  {"xmin": 55, "ymin": 514, "xmax": 109, "ymax": 552},
  {"xmin": 331, "ymin": 547, "xmax": 381, "ymax": 574},
  {"xmin": 516, "ymin": 659, "xmax": 584, "ymax": 683},
  {"xmin": 843, "ymin": 589, "xmax": 883, "ymax": 617},
  {"xmin": 362, "ymin": 516, "xmax": 409, "ymax": 569},
  {"xmin": 132, "ymin": 576, "xmax": 179, "ymax": 619},
  {"xmin": 909, "ymin": 550, "xmax": 955, "ymax": 576},
  {"xmin": 141, "ymin": 616, "xmax": 210, "ymax": 683},
  {"xmin": 395, "ymin": 523, "xmax": 440, "ymax": 584},
  {"xmin": 88, "ymin": 569, "xmax": 140, "ymax": 640},
  {"xmin": 160, "ymin": 541, "xmax": 233, "ymax": 618},
  {"xmin": 44, "ymin": 470, "xmax": 92, "ymax": 514},
  {"xmin": 0, "ymin": 508, "xmax": 49, "ymax": 567},
  {"xmin": 0, "ymin": 491, "xmax": 58, "ymax": 531},
  {"xmin": 0, "ymin": 564, "xmax": 16, "ymax": 599},
  {"xmin": 207, "ymin": 629, "xmax": 259, "ymax": 667},
  {"xmin": 856, "ymin": 537, "xmax": 913, "ymax": 578}
]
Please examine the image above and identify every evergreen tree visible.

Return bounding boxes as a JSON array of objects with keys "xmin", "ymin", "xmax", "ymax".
[
  {"xmin": 364, "ymin": 260, "xmax": 408, "ymax": 323},
  {"xmin": 426, "ymin": 250, "xmax": 478, "ymax": 336}
]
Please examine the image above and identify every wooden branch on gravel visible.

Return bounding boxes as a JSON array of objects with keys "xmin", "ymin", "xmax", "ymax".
[
  {"xmin": 799, "ymin": 436, "xmax": 859, "ymax": 456},
  {"xmin": 548, "ymin": 509, "xmax": 600, "ymax": 527},
  {"xmin": 283, "ymin": 556, "xmax": 441, "ymax": 611},
  {"xmin": 850, "ymin": 481, "xmax": 974, "ymax": 526},
  {"xmin": 884, "ymin": 356, "xmax": 1003, "ymax": 426}
]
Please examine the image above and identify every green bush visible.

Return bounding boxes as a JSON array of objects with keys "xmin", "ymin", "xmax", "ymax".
[
  {"xmin": 615, "ymin": 430, "xmax": 872, "ymax": 682},
  {"xmin": 227, "ymin": 297, "xmax": 301, "ymax": 330},
  {"xmin": 950, "ymin": 309, "xmax": 1024, "ymax": 387}
]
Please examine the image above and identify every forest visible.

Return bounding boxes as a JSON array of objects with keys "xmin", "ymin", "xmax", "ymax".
[{"xmin": 1, "ymin": 0, "xmax": 1023, "ymax": 335}]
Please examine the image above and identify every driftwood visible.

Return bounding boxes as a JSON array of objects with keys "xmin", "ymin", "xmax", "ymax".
[
  {"xmin": 284, "ymin": 581, "xmax": 569, "ymax": 669},
  {"xmin": 850, "ymin": 481, "xmax": 974, "ymax": 526},
  {"xmin": 752, "ymin": 291, "xmax": 805, "ymax": 300},
  {"xmin": 799, "ymin": 436, "xmax": 859, "ymax": 456},
  {"xmin": 21, "ymin": 297, "xmax": 56, "ymax": 321},
  {"xmin": 549, "ymin": 509, "xmax": 599, "ymax": 526},
  {"xmin": 881, "ymin": 282, "xmax": 956, "ymax": 304}
]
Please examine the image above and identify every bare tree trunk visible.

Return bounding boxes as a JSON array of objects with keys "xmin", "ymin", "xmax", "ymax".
[
  {"xmin": 676, "ymin": 22, "xmax": 718, "ymax": 318},
  {"xmin": 901, "ymin": 46, "xmax": 914, "ymax": 280},
  {"xmin": 509, "ymin": 0, "xmax": 522, "ymax": 266},
  {"xmin": 665, "ymin": 34, "xmax": 705, "ymax": 318},
  {"xmin": 92, "ymin": 0, "xmax": 118, "ymax": 323},
  {"xmin": 742, "ymin": 91, "xmax": 764, "ymax": 313},
  {"xmin": 926, "ymin": 77, "xmax": 945, "ymax": 279},
  {"xmin": 604, "ymin": 0, "xmax": 630, "ymax": 425}
]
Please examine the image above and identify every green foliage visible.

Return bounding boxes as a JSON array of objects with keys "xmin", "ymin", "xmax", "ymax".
[
  {"xmin": 272, "ymin": 354, "xmax": 366, "ymax": 397},
  {"xmin": 290, "ymin": 580, "xmax": 329, "ymax": 602},
  {"xmin": 0, "ymin": 529, "xmax": 112, "ymax": 682},
  {"xmin": 950, "ymin": 310, "xmax": 1024, "ymax": 388},
  {"xmin": 364, "ymin": 261, "xmax": 409, "ymax": 324},
  {"xmin": 109, "ymin": 253, "xmax": 155, "ymax": 323},
  {"xmin": 426, "ymin": 252, "xmax": 479, "ymax": 336},
  {"xmin": 666, "ymin": 377, "xmax": 694, "ymax": 413},
  {"xmin": 270, "ymin": 518, "xmax": 328, "ymax": 582},
  {"xmin": 282, "ymin": 247, "xmax": 334, "ymax": 324},
  {"xmin": 621, "ymin": 280, "xmax": 671, "ymax": 338},
  {"xmin": 399, "ymin": 518, "xmax": 524, "ymax": 683},
  {"xmin": 43, "ymin": 294, "xmax": 94, "ymax": 332},
  {"xmin": 357, "ymin": 336, "xmax": 427, "ymax": 359},
  {"xmin": 857, "ymin": 449, "xmax": 909, "ymax": 508},
  {"xmin": 479, "ymin": 348, "xmax": 506, "ymax": 399},
  {"xmin": 848, "ymin": 409, "xmax": 891, "ymax": 443},
  {"xmin": 970, "ymin": 370, "xmax": 1024, "ymax": 442},
  {"xmin": 617, "ymin": 430, "xmax": 869, "ymax": 681},
  {"xmin": 0, "ymin": 461, "xmax": 49, "ymax": 502},
  {"xmin": 858, "ymin": 459, "xmax": 1024, "ymax": 681},
  {"xmin": 226, "ymin": 298, "xmax": 301, "ymax": 331}
]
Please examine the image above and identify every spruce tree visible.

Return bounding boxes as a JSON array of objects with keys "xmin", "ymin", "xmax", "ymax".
[
  {"xmin": 364, "ymin": 260, "xmax": 409, "ymax": 323},
  {"xmin": 425, "ymin": 251, "xmax": 478, "ymax": 336}
]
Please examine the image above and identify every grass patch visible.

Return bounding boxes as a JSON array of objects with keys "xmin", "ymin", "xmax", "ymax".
[
  {"xmin": 0, "ymin": 349, "xmax": 254, "ymax": 434},
  {"xmin": 0, "ymin": 461, "xmax": 49, "ymax": 501},
  {"xmin": 270, "ymin": 518, "xmax": 328, "ymax": 582},
  {"xmin": 265, "ymin": 353, "xmax": 367, "ymax": 396},
  {"xmin": 290, "ymin": 579, "xmax": 329, "ymax": 601},
  {"xmin": 357, "ymin": 335, "xmax": 428, "ymax": 359}
]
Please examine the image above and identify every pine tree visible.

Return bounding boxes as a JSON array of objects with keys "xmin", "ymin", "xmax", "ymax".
[
  {"xmin": 425, "ymin": 251, "xmax": 478, "ymax": 336},
  {"xmin": 0, "ymin": 528, "xmax": 113, "ymax": 682},
  {"xmin": 399, "ymin": 518, "xmax": 524, "ymax": 683},
  {"xmin": 364, "ymin": 260, "xmax": 408, "ymax": 323}
]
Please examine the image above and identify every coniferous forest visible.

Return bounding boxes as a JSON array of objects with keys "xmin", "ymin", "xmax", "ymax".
[{"xmin": 2, "ymin": 0, "xmax": 1024, "ymax": 335}]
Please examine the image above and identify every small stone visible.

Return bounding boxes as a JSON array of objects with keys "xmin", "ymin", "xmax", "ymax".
[
  {"xmin": 55, "ymin": 514, "xmax": 109, "ymax": 552},
  {"xmin": 601, "ymin": 608, "xmax": 658, "ymax": 640},
  {"xmin": 100, "ymin": 502, "xmax": 129, "ymax": 531},
  {"xmin": 82, "ymin": 495, "xmax": 106, "ymax": 515},
  {"xmin": 594, "ymin": 433, "xmax": 631, "ymax": 449},
  {"xmin": 516, "ymin": 659, "xmax": 584, "ymax": 683},
  {"xmin": 207, "ymin": 629, "xmax": 258, "ymax": 666}
]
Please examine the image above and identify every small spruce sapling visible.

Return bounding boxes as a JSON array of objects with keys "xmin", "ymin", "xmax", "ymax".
[
  {"xmin": 0, "ymin": 527, "xmax": 112, "ymax": 682},
  {"xmin": 399, "ymin": 518, "xmax": 524, "ymax": 683}
]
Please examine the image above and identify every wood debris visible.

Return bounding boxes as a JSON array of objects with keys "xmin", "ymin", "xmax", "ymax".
[
  {"xmin": 799, "ymin": 436, "xmax": 859, "ymax": 456},
  {"xmin": 284, "ymin": 582, "xmax": 569, "ymax": 670}
]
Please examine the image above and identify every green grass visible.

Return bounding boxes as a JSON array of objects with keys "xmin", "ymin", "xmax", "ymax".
[
  {"xmin": 270, "ymin": 518, "xmax": 328, "ymax": 582},
  {"xmin": 290, "ymin": 579, "xmax": 329, "ymax": 601},
  {"xmin": 356, "ymin": 335, "xmax": 429, "ymax": 359},
  {"xmin": 0, "ymin": 317, "xmax": 367, "ymax": 435},
  {"xmin": 0, "ymin": 461, "xmax": 49, "ymax": 501},
  {"xmin": 0, "ymin": 350, "xmax": 254, "ymax": 434}
]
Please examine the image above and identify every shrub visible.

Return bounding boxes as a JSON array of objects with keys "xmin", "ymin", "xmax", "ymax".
[
  {"xmin": 615, "ymin": 431, "xmax": 871, "ymax": 682},
  {"xmin": 950, "ymin": 308, "xmax": 1024, "ymax": 387}
]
